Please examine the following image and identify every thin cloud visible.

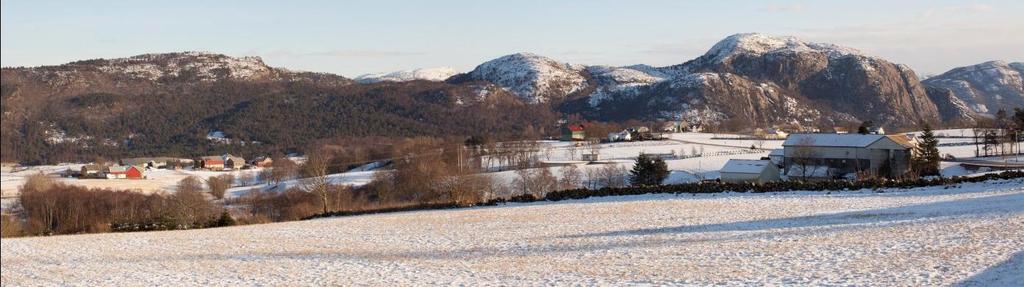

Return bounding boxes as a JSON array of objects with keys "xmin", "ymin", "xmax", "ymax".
[
  {"xmin": 759, "ymin": 4, "xmax": 804, "ymax": 13},
  {"xmin": 921, "ymin": 3, "xmax": 993, "ymax": 18}
]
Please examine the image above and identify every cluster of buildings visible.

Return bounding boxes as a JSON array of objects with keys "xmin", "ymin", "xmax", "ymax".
[
  {"xmin": 608, "ymin": 127, "xmax": 667, "ymax": 142},
  {"xmin": 79, "ymin": 164, "xmax": 148, "ymax": 179},
  {"xmin": 559, "ymin": 123, "xmax": 668, "ymax": 143},
  {"xmin": 720, "ymin": 132, "xmax": 917, "ymax": 183},
  {"xmin": 70, "ymin": 154, "xmax": 274, "ymax": 180}
]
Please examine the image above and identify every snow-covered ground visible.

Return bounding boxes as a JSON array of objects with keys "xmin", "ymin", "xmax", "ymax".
[
  {"xmin": 3, "ymin": 178, "xmax": 1022, "ymax": 285},
  {"xmin": 3, "ymin": 131, "xmax": 1012, "ymax": 205}
]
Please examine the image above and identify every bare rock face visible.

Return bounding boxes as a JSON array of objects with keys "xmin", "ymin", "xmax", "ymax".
[
  {"xmin": 562, "ymin": 33, "xmax": 945, "ymax": 129},
  {"xmin": 798, "ymin": 55, "xmax": 940, "ymax": 126},
  {"xmin": 647, "ymin": 73, "xmax": 837, "ymax": 128},
  {"xmin": 925, "ymin": 86, "xmax": 978, "ymax": 125},
  {"xmin": 674, "ymin": 34, "xmax": 941, "ymax": 128},
  {"xmin": 923, "ymin": 61, "xmax": 1024, "ymax": 116}
]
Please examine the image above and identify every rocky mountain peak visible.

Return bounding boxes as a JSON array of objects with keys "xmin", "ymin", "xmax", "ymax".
[
  {"xmin": 704, "ymin": 33, "xmax": 863, "ymax": 64},
  {"xmin": 54, "ymin": 51, "xmax": 277, "ymax": 82},
  {"xmin": 923, "ymin": 60, "xmax": 1024, "ymax": 115},
  {"xmin": 466, "ymin": 52, "xmax": 587, "ymax": 103}
]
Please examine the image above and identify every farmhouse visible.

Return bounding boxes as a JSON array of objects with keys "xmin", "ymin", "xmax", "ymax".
[
  {"xmin": 106, "ymin": 166, "xmax": 128, "ymax": 179},
  {"xmin": 755, "ymin": 128, "xmax": 789, "ymax": 139},
  {"xmin": 223, "ymin": 154, "xmax": 246, "ymax": 170},
  {"xmin": 251, "ymin": 156, "xmax": 273, "ymax": 168},
  {"xmin": 198, "ymin": 154, "xmax": 246, "ymax": 170},
  {"xmin": 80, "ymin": 164, "xmax": 106, "ymax": 179},
  {"xmin": 720, "ymin": 159, "xmax": 781, "ymax": 183},
  {"xmin": 561, "ymin": 124, "xmax": 586, "ymax": 141},
  {"xmin": 608, "ymin": 130, "xmax": 632, "ymax": 142},
  {"xmin": 782, "ymin": 133, "xmax": 915, "ymax": 179}
]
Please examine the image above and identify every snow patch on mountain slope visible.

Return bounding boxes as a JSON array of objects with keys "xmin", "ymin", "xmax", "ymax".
[
  {"xmin": 467, "ymin": 53, "xmax": 587, "ymax": 103},
  {"xmin": 355, "ymin": 67, "xmax": 458, "ymax": 83},
  {"xmin": 706, "ymin": 33, "xmax": 863, "ymax": 64},
  {"xmin": 669, "ymin": 72, "xmax": 719, "ymax": 89},
  {"xmin": 585, "ymin": 65, "xmax": 672, "ymax": 107}
]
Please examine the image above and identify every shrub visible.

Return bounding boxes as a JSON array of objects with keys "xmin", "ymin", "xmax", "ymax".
[
  {"xmin": 207, "ymin": 175, "xmax": 231, "ymax": 199},
  {"xmin": 1, "ymin": 214, "xmax": 24, "ymax": 238},
  {"xmin": 214, "ymin": 211, "xmax": 236, "ymax": 227}
]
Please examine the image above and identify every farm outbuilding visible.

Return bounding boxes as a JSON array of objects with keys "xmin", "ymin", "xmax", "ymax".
[
  {"xmin": 782, "ymin": 133, "xmax": 915, "ymax": 179},
  {"xmin": 719, "ymin": 159, "xmax": 781, "ymax": 184}
]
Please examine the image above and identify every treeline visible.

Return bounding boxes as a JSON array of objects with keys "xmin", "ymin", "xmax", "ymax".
[{"xmin": 967, "ymin": 108, "xmax": 1024, "ymax": 157}]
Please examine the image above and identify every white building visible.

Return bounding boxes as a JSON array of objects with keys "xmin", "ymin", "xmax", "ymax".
[
  {"xmin": 608, "ymin": 130, "xmax": 632, "ymax": 142},
  {"xmin": 720, "ymin": 159, "xmax": 781, "ymax": 184}
]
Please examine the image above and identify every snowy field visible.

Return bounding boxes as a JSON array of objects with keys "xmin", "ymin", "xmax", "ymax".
[
  {"xmin": 3, "ymin": 178, "xmax": 1023, "ymax": 285},
  {"xmin": 3, "ymin": 130, "xmax": 1016, "ymax": 205}
]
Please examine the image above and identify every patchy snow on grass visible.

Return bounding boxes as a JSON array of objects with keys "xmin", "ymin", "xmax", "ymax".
[{"xmin": 3, "ymin": 178, "xmax": 1023, "ymax": 285}]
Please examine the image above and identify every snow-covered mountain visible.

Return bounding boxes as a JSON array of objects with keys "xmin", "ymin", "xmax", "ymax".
[
  {"xmin": 452, "ymin": 34, "xmax": 963, "ymax": 129},
  {"xmin": 354, "ymin": 67, "xmax": 459, "ymax": 83},
  {"xmin": 923, "ymin": 61, "xmax": 1024, "ymax": 116},
  {"xmin": 460, "ymin": 53, "xmax": 587, "ymax": 104},
  {"xmin": 701, "ymin": 33, "xmax": 862, "ymax": 65},
  {"xmin": 572, "ymin": 33, "xmax": 942, "ymax": 128}
]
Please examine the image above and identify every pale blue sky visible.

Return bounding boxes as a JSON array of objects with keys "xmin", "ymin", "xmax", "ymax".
[{"xmin": 2, "ymin": 0, "xmax": 1022, "ymax": 76}]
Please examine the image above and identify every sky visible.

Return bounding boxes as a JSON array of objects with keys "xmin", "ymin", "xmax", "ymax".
[{"xmin": 2, "ymin": 0, "xmax": 1022, "ymax": 77}]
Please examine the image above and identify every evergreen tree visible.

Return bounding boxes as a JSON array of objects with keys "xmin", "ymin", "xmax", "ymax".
[
  {"xmin": 214, "ymin": 211, "xmax": 236, "ymax": 227},
  {"xmin": 629, "ymin": 154, "xmax": 669, "ymax": 186},
  {"xmin": 1014, "ymin": 108, "xmax": 1024, "ymax": 130},
  {"xmin": 913, "ymin": 124, "xmax": 941, "ymax": 176},
  {"xmin": 857, "ymin": 121, "xmax": 874, "ymax": 135}
]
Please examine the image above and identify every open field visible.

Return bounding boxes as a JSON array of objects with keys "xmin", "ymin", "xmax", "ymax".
[
  {"xmin": 3, "ymin": 178, "xmax": 1023, "ymax": 285},
  {"xmin": 3, "ymin": 130, "xmax": 1017, "ymax": 204}
]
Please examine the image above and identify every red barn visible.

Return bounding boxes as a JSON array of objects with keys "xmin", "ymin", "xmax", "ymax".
[
  {"xmin": 200, "ymin": 156, "xmax": 225, "ymax": 170},
  {"xmin": 126, "ymin": 166, "xmax": 146, "ymax": 179}
]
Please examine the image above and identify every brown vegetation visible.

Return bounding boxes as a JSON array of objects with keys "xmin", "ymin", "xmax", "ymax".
[{"xmin": 5, "ymin": 174, "xmax": 225, "ymax": 237}]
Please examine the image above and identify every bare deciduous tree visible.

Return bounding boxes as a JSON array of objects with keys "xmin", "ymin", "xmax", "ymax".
[
  {"xmin": 300, "ymin": 147, "xmax": 333, "ymax": 214},
  {"xmin": 270, "ymin": 157, "xmax": 298, "ymax": 187},
  {"xmin": 790, "ymin": 137, "xmax": 822, "ymax": 180},
  {"xmin": 177, "ymin": 176, "xmax": 205, "ymax": 194},
  {"xmin": 558, "ymin": 164, "xmax": 583, "ymax": 190},
  {"xmin": 206, "ymin": 175, "xmax": 230, "ymax": 199},
  {"xmin": 238, "ymin": 172, "xmax": 256, "ymax": 186},
  {"xmin": 596, "ymin": 164, "xmax": 628, "ymax": 188}
]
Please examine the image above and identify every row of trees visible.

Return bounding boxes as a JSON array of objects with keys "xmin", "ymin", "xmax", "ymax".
[
  {"xmin": 4, "ymin": 174, "xmax": 231, "ymax": 236},
  {"xmin": 971, "ymin": 108, "xmax": 1024, "ymax": 157}
]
